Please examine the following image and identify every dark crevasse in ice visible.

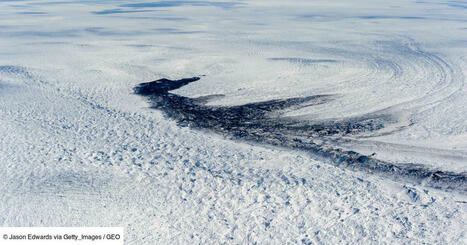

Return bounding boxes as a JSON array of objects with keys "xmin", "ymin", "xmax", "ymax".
[{"xmin": 134, "ymin": 77, "xmax": 466, "ymax": 192}]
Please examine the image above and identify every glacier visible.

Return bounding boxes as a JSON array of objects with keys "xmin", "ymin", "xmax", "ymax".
[{"xmin": 0, "ymin": 0, "xmax": 466, "ymax": 244}]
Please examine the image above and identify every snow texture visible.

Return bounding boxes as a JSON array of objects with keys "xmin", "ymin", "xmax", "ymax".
[{"xmin": 0, "ymin": 0, "xmax": 466, "ymax": 244}]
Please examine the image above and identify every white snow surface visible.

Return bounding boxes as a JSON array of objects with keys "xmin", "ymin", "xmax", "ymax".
[{"xmin": 0, "ymin": 0, "xmax": 466, "ymax": 244}]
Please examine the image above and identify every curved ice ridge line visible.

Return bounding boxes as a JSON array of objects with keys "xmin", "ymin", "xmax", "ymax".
[
  {"xmin": 134, "ymin": 77, "xmax": 466, "ymax": 193},
  {"xmin": 378, "ymin": 42, "xmax": 463, "ymax": 113},
  {"xmin": 277, "ymin": 39, "xmax": 464, "ymax": 121}
]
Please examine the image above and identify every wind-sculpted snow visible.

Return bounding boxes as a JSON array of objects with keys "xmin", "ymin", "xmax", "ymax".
[{"xmin": 135, "ymin": 77, "xmax": 466, "ymax": 192}]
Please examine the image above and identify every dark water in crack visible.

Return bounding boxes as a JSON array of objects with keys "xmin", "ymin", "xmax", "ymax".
[{"xmin": 135, "ymin": 77, "xmax": 466, "ymax": 192}]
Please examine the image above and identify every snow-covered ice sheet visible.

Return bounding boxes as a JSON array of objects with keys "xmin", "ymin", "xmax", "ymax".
[{"xmin": 0, "ymin": 0, "xmax": 466, "ymax": 244}]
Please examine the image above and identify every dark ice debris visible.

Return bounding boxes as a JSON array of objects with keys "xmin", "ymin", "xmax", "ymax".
[{"xmin": 134, "ymin": 77, "xmax": 467, "ymax": 193}]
